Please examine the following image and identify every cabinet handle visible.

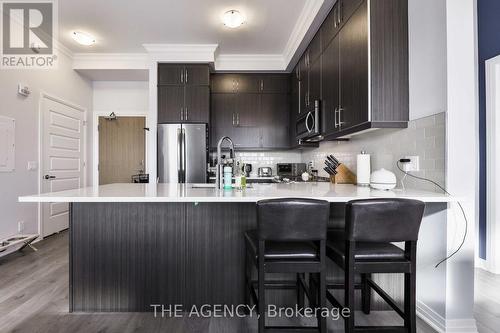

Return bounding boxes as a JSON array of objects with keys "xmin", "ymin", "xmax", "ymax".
[
  {"xmin": 340, "ymin": 0, "xmax": 343, "ymax": 23},
  {"xmin": 260, "ymin": 79, "xmax": 264, "ymax": 92},
  {"xmin": 334, "ymin": 8, "xmax": 338, "ymax": 28},
  {"xmin": 180, "ymin": 107, "xmax": 184, "ymax": 121},
  {"xmin": 180, "ymin": 71, "xmax": 184, "ymax": 83},
  {"xmin": 338, "ymin": 107, "xmax": 345, "ymax": 127},
  {"xmin": 232, "ymin": 113, "xmax": 235, "ymax": 126},
  {"xmin": 237, "ymin": 113, "xmax": 240, "ymax": 126},
  {"xmin": 185, "ymin": 107, "xmax": 188, "ymax": 121},
  {"xmin": 334, "ymin": 107, "xmax": 339, "ymax": 128},
  {"xmin": 185, "ymin": 69, "xmax": 188, "ymax": 84}
]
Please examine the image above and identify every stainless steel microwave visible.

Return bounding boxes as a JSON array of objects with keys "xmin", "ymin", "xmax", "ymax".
[
  {"xmin": 296, "ymin": 100, "xmax": 323, "ymax": 142},
  {"xmin": 277, "ymin": 163, "xmax": 307, "ymax": 178}
]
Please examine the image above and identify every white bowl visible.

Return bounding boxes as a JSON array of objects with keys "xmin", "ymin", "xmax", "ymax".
[{"xmin": 370, "ymin": 168, "xmax": 397, "ymax": 190}]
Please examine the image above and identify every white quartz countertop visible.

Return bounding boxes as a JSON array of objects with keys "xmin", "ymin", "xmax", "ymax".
[{"xmin": 19, "ymin": 183, "xmax": 455, "ymax": 203}]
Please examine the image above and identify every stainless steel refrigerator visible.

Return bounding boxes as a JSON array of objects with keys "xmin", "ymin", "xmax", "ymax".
[{"xmin": 157, "ymin": 124, "xmax": 207, "ymax": 183}]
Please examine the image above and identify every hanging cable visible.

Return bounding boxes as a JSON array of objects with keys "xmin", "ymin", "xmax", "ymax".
[{"xmin": 396, "ymin": 160, "xmax": 468, "ymax": 268}]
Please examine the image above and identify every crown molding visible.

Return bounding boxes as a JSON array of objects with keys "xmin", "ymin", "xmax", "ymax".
[
  {"xmin": 282, "ymin": 0, "xmax": 329, "ymax": 69},
  {"xmin": 72, "ymin": 53, "xmax": 149, "ymax": 70},
  {"xmin": 143, "ymin": 44, "xmax": 219, "ymax": 62},
  {"xmin": 215, "ymin": 54, "xmax": 286, "ymax": 72}
]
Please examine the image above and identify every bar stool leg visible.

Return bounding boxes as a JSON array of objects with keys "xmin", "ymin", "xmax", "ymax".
[
  {"xmin": 361, "ymin": 273, "xmax": 371, "ymax": 314},
  {"xmin": 318, "ymin": 269, "xmax": 327, "ymax": 333},
  {"xmin": 297, "ymin": 273, "xmax": 305, "ymax": 308},
  {"xmin": 245, "ymin": 251, "xmax": 251, "ymax": 310},
  {"xmin": 405, "ymin": 241, "xmax": 417, "ymax": 333},
  {"xmin": 344, "ymin": 242, "xmax": 355, "ymax": 333},
  {"xmin": 258, "ymin": 241, "xmax": 266, "ymax": 333}
]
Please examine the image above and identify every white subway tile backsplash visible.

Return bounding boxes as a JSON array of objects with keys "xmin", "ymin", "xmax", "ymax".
[{"xmin": 301, "ymin": 113, "xmax": 446, "ymax": 191}]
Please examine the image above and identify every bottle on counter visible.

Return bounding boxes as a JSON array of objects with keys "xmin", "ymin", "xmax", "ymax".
[{"xmin": 223, "ymin": 165, "xmax": 233, "ymax": 190}]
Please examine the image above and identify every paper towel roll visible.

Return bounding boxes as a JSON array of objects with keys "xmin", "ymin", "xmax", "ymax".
[{"xmin": 356, "ymin": 152, "xmax": 371, "ymax": 186}]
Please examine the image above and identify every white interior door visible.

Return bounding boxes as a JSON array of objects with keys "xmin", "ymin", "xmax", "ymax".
[{"xmin": 41, "ymin": 96, "xmax": 85, "ymax": 237}]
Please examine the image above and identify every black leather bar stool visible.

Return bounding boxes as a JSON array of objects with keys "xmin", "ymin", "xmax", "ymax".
[
  {"xmin": 245, "ymin": 198, "xmax": 330, "ymax": 333},
  {"xmin": 323, "ymin": 199, "xmax": 425, "ymax": 333}
]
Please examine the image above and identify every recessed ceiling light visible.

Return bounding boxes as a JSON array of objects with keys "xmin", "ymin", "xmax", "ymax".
[
  {"xmin": 223, "ymin": 10, "xmax": 245, "ymax": 28},
  {"xmin": 71, "ymin": 31, "xmax": 96, "ymax": 46}
]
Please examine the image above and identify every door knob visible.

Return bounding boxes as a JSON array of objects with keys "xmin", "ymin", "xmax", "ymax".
[{"xmin": 44, "ymin": 175, "xmax": 56, "ymax": 180}]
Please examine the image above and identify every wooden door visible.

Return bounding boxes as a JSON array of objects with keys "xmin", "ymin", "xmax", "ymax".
[
  {"xmin": 184, "ymin": 86, "xmax": 209, "ymax": 123},
  {"xmin": 211, "ymin": 74, "xmax": 238, "ymax": 93},
  {"xmin": 158, "ymin": 64, "xmax": 185, "ymax": 85},
  {"xmin": 322, "ymin": 35, "xmax": 340, "ymax": 135},
  {"xmin": 340, "ymin": 0, "xmax": 364, "ymax": 26},
  {"xmin": 261, "ymin": 94, "xmax": 290, "ymax": 148},
  {"xmin": 234, "ymin": 74, "xmax": 261, "ymax": 93},
  {"xmin": 158, "ymin": 86, "xmax": 185, "ymax": 123},
  {"xmin": 339, "ymin": 1, "xmax": 369, "ymax": 130},
  {"xmin": 41, "ymin": 96, "xmax": 85, "ymax": 237},
  {"xmin": 185, "ymin": 65, "xmax": 210, "ymax": 86},
  {"xmin": 98, "ymin": 117, "xmax": 145, "ymax": 185}
]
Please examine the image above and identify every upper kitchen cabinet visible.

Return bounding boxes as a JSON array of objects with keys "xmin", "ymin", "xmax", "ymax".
[
  {"xmin": 157, "ymin": 63, "xmax": 210, "ymax": 123},
  {"xmin": 211, "ymin": 74, "xmax": 260, "ymax": 93},
  {"xmin": 210, "ymin": 73, "xmax": 290, "ymax": 149},
  {"xmin": 321, "ymin": 0, "xmax": 409, "ymax": 139},
  {"xmin": 184, "ymin": 65, "xmax": 210, "ymax": 85}
]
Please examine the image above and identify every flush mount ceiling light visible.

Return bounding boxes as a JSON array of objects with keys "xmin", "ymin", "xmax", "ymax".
[
  {"xmin": 71, "ymin": 31, "xmax": 96, "ymax": 46},
  {"xmin": 222, "ymin": 10, "xmax": 245, "ymax": 28}
]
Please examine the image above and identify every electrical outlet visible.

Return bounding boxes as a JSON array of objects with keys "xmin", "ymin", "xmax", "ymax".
[
  {"xmin": 403, "ymin": 156, "xmax": 420, "ymax": 172},
  {"xmin": 18, "ymin": 221, "xmax": 25, "ymax": 233}
]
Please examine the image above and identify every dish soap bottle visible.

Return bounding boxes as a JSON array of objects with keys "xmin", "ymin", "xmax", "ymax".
[{"xmin": 223, "ymin": 165, "xmax": 233, "ymax": 190}]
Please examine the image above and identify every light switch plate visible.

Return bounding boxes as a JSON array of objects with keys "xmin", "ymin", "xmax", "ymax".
[{"xmin": 404, "ymin": 156, "xmax": 420, "ymax": 172}]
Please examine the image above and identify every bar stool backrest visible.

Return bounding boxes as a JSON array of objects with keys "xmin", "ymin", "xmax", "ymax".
[
  {"xmin": 346, "ymin": 199, "xmax": 425, "ymax": 242},
  {"xmin": 257, "ymin": 198, "xmax": 329, "ymax": 241}
]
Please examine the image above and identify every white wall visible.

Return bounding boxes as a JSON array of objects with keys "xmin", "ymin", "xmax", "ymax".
[
  {"xmin": 0, "ymin": 52, "xmax": 93, "ymax": 240},
  {"xmin": 408, "ymin": 0, "xmax": 447, "ymax": 120},
  {"xmin": 92, "ymin": 81, "xmax": 149, "ymax": 113}
]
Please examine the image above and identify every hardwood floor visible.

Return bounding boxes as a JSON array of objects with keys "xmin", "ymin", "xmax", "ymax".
[
  {"xmin": 0, "ymin": 232, "xmax": 436, "ymax": 333},
  {"xmin": 475, "ymin": 268, "xmax": 500, "ymax": 333}
]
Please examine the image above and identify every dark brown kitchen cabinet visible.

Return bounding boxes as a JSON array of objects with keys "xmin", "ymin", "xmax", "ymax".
[
  {"xmin": 308, "ymin": 32, "xmax": 322, "ymax": 65},
  {"xmin": 157, "ymin": 64, "xmax": 210, "ymax": 123},
  {"xmin": 184, "ymin": 86, "xmax": 210, "ymax": 123},
  {"xmin": 290, "ymin": 0, "xmax": 408, "ymax": 141},
  {"xmin": 210, "ymin": 73, "xmax": 290, "ymax": 149},
  {"xmin": 158, "ymin": 65, "xmax": 185, "ymax": 85},
  {"xmin": 185, "ymin": 65, "xmax": 210, "ymax": 85},
  {"xmin": 309, "ymin": 58, "xmax": 321, "ymax": 108},
  {"xmin": 261, "ymin": 76, "xmax": 290, "ymax": 93},
  {"xmin": 322, "ymin": 35, "xmax": 340, "ymax": 135},
  {"xmin": 158, "ymin": 86, "xmax": 185, "ymax": 123},
  {"xmin": 211, "ymin": 74, "xmax": 260, "ymax": 93},
  {"xmin": 210, "ymin": 93, "xmax": 259, "ymax": 149},
  {"xmin": 158, "ymin": 64, "xmax": 209, "ymax": 86},
  {"xmin": 261, "ymin": 94, "xmax": 289, "ymax": 149},
  {"xmin": 338, "ymin": 2, "xmax": 369, "ymax": 130}
]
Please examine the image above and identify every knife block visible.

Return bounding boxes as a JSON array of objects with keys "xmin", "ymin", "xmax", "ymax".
[{"xmin": 330, "ymin": 164, "xmax": 357, "ymax": 184}]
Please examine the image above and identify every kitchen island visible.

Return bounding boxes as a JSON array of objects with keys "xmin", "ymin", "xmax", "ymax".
[{"xmin": 19, "ymin": 183, "xmax": 475, "ymax": 332}]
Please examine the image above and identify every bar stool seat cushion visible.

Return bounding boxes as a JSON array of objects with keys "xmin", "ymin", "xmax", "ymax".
[
  {"xmin": 245, "ymin": 230, "xmax": 318, "ymax": 261},
  {"xmin": 327, "ymin": 238, "xmax": 406, "ymax": 262}
]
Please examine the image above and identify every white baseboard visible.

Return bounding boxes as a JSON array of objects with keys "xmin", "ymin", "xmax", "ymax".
[{"xmin": 417, "ymin": 301, "xmax": 478, "ymax": 333}]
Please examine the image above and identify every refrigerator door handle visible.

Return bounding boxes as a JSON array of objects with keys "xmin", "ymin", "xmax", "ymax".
[
  {"xmin": 177, "ymin": 128, "xmax": 183, "ymax": 181},
  {"xmin": 181, "ymin": 128, "xmax": 187, "ymax": 183}
]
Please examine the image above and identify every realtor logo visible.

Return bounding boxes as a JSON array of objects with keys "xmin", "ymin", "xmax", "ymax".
[{"xmin": 1, "ymin": 0, "xmax": 58, "ymax": 68}]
